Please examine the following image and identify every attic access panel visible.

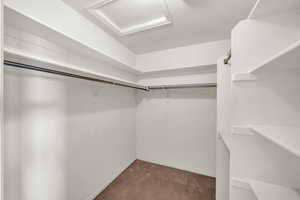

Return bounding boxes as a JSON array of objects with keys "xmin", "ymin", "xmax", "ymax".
[{"xmin": 87, "ymin": 0, "xmax": 172, "ymax": 36}]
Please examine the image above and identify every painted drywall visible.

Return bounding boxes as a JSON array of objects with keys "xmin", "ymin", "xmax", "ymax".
[
  {"xmin": 136, "ymin": 88, "xmax": 217, "ymax": 177},
  {"xmin": 136, "ymin": 40, "xmax": 230, "ymax": 72},
  {"xmin": 4, "ymin": 0, "xmax": 137, "ymax": 71},
  {"xmin": 4, "ymin": 67, "xmax": 137, "ymax": 200}
]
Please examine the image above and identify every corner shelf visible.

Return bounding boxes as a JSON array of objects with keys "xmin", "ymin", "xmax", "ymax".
[
  {"xmin": 232, "ymin": 40, "xmax": 300, "ymax": 81},
  {"xmin": 233, "ymin": 125, "xmax": 300, "ymax": 158},
  {"xmin": 249, "ymin": 180, "xmax": 300, "ymax": 200},
  {"xmin": 250, "ymin": 40, "xmax": 300, "ymax": 74},
  {"xmin": 250, "ymin": 125, "xmax": 300, "ymax": 158}
]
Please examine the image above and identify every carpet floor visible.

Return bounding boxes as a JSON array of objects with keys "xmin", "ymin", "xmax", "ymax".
[{"xmin": 95, "ymin": 160, "xmax": 215, "ymax": 200}]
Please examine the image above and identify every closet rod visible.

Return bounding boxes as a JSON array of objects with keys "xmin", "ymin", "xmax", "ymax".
[
  {"xmin": 4, "ymin": 60, "xmax": 149, "ymax": 91},
  {"xmin": 148, "ymin": 83, "xmax": 217, "ymax": 90},
  {"xmin": 3, "ymin": 61, "xmax": 216, "ymax": 91}
]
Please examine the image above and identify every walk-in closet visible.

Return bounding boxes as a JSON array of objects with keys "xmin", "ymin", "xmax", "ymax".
[{"xmin": 0, "ymin": 0, "xmax": 299, "ymax": 200}]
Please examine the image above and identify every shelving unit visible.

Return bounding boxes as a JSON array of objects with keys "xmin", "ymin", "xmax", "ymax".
[
  {"xmin": 251, "ymin": 40, "xmax": 300, "ymax": 74},
  {"xmin": 231, "ymin": 125, "xmax": 300, "ymax": 158},
  {"xmin": 250, "ymin": 125, "xmax": 300, "ymax": 158},
  {"xmin": 231, "ymin": 178, "xmax": 300, "ymax": 200},
  {"xmin": 233, "ymin": 40, "xmax": 300, "ymax": 81},
  {"xmin": 227, "ymin": 1, "xmax": 300, "ymax": 199},
  {"xmin": 249, "ymin": 180, "xmax": 300, "ymax": 200}
]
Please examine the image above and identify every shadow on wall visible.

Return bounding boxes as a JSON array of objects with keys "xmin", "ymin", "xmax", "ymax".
[
  {"xmin": 4, "ymin": 67, "xmax": 137, "ymax": 200},
  {"xmin": 5, "ymin": 68, "xmax": 69, "ymax": 200}
]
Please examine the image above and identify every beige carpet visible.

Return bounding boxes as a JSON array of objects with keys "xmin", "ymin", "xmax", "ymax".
[{"xmin": 95, "ymin": 160, "xmax": 215, "ymax": 200}]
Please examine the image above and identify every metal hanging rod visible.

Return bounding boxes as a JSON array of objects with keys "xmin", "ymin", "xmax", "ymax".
[
  {"xmin": 4, "ymin": 60, "xmax": 148, "ymax": 91},
  {"xmin": 148, "ymin": 83, "xmax": 217, "ymax": 90},
  {"xmin": 4, "ymin": 60, "xmax": 216, "ymax": 91},
  {"xmin": 224, "ymin": 49, "xmax": 231, "ymax": 65}
]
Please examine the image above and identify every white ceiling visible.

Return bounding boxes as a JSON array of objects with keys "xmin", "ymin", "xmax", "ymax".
[
  {"xmin": 87, "ymin": 0, "xmax": 172, "ymax": 36},
  {"xmin": 63, "ymin": 0, "xmax": 256, "ymax": 54}
]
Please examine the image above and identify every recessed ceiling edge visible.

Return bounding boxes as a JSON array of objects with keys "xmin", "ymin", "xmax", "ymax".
[{"xmin": 86, "ymin": 0, "xmax": 173, "ymax": 36}]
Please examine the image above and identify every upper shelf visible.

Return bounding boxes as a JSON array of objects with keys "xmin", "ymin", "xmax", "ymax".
[
  {"xmin": 248, "ymin": 0, "xmax": 300, "ymax": 19},
  {"xmin": 4, "ymin": 5, "xmax": 139, "ymax": 74},
  {"xmin": 4, "ymin": 50, "xmax": 147, "ymax": 91},
  {"xmin": 250, "ymin": 40, "xmax": 300, "ymax": 74},
  {"xmin": 233, "ymin": 40, "xmax": 300, "ymax": 81},
  {"xmin": 250, "ymin": 180, "xmax": 300, "ymax": 200},
  {"xmin": 250, "ymin": 125, "xmax": 300, "ymax": 158}
]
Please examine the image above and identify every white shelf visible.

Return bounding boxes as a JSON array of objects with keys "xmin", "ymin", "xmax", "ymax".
[
  {"xmin": 141, "ymin": 64, "xmax": 217, "ymax": 74},
  {"xmin": 232, "ymin": 40, "xmax": 300, "ymax": 81},
  {"xmin": 248, "ymin": 0, "xmax": 300, "ymax": 19},
  {"xmin": 250, "ymin": 180, "xmax": 300, "ymax": 200},
  {"xmin": 250, "ymin": 40, "xmax": 300, "ymax": 74},
  {"xmin": 250, "ymin": 125, "xmax": 300, "ymax": 158}
]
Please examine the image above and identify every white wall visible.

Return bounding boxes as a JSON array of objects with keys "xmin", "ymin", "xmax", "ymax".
[
  {"xmin": 4, "ymin": 67, "xmax": 137, "ymax": 200},
  {"xmin": 136, "ymin": 87, "xmax": 216, "ymax": 177},
  {"xmin": 136, "ymin": 42, "xmax": 218, "ymax": 177},
  {"xmin": 136, "ymin": 40, "xmax": 230, "ymax": 72}
]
